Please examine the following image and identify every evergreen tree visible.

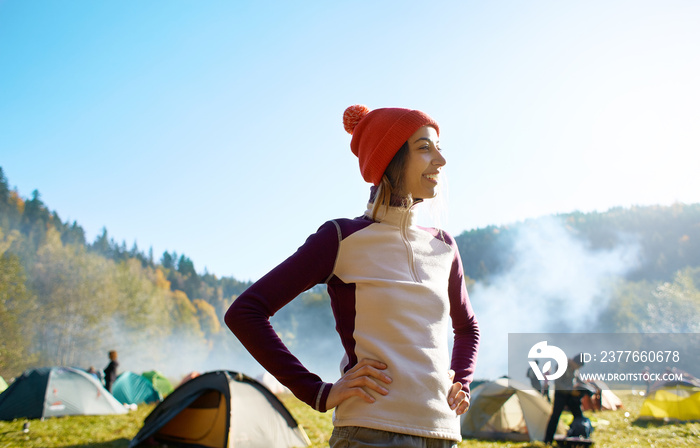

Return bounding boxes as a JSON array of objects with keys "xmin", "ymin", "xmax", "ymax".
[
  {"xmin": 161, "ymin": 251, "xmax": 175, "ymax": 270},
  {"xmin": 91, "ymin": 227, "xmax": 111, "ymax": 257}
]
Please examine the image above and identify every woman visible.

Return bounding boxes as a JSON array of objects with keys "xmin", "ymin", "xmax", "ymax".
[{"xmin": 225, "ymin": 104, "xmax": 479, "ymax": 447}]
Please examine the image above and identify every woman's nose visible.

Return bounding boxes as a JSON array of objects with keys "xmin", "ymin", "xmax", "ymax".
[{"xmin": 434, "ymin": 150, "xmax": 446, "ymax": 167}]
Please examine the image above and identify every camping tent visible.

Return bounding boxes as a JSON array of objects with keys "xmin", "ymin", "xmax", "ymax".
[
  {"xmin": 461, "ymin": 378, "xmax": 566, "ymax": 442},
  {"xmin": 581, "ymin": 380, "xmax": 623, "ymax": 411},
  {"xmin": 141, "ymin": 370, "xmax": 174, "ymax": 397},
  {"xmin": 112, "ymin": 371, "xmax": 162, "ymax": 405},
  {"xmin": 130, "ymin": 370, "xmax": 310, "ymax": 448},
  {"xmin": 0, "ymin": 367, "xmax": 127, "ymax": 420},
  {"xmin": 640, "ymin": 380, "xmax": 700, "ymax": 421},
  {"xmin": 0, "ymin": 376, "xmax": 8, "ymax": 394}
]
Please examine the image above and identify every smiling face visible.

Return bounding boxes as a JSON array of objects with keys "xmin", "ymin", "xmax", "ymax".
[{"xmin": 399, "ymin": 125, "xmax": 445, "ymax": 199}]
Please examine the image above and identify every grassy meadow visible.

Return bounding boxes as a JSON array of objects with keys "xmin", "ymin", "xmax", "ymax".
[{"xmin": 0, "ymin": 391, "xmax": 697, "ymax": 448}]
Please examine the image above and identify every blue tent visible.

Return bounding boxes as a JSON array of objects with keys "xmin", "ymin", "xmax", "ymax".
[{"xmin": 112, "ymin": 371, "xmax": 162, "ymax": 405}]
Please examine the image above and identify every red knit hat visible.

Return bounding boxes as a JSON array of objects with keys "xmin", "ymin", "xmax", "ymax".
[{"xmin": 343, "ymin": 105, "xmax": 440, "ymax": 185}]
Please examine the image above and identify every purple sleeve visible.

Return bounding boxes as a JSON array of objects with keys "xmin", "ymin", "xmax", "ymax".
[
  {"xmin": 224, "ymin": 221, "xmax": 339, "ymax": 412},
  {"xmin": 446, "ymin": 234, "xmax": 480, "ymax": 400}
]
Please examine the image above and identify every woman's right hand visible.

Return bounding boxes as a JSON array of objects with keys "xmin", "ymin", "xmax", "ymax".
[{"xmin": 326, "ymin": 358, "xmax": 392, "ymax": 410}]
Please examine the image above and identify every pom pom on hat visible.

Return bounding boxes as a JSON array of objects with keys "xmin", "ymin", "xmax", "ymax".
[
  {"xmin": 343, "ymin": 104, "xmax": 370, "ymax": 135},
  {"xmin": 343, "ymin": 104, "xmax": 439, "ymax": 185}
]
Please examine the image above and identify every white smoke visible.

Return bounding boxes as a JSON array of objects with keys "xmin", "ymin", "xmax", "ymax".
[{"xmin": 468, "ymin": 216, "xmax": 640, "ymax": 379}]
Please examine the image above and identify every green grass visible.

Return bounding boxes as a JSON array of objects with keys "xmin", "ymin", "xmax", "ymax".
[
  {"xmin": 0, "ymin": 404, "xmax": 154, "ymax": 448},
  {"xmin": 0, "ymin": 392, "xmax": 697, "ymax": 447}
]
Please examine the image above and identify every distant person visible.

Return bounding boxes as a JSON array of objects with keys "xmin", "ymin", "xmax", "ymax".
[
  {"xmin": 103, "ymin": 350, "xmax": 119, "ymax": 392},
  {"xmin": 87, "ymin": 366, "xmax": 100, "ymax": 380},
  {"xmin": 544, "ymin": 353, "xmax": 586, "ymax": 445},
  {"xmin": 225, "ymin": 104, "xmax": 480, "ymax": 447}
]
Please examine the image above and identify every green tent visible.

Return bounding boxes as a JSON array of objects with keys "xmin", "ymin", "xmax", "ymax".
[
  {"xmin": 0, "ymin": 367, "xmax": 127, "ymax": 420},
  {"xmin": 130, "ymin": 370, "xmax": 309, "ymax": 448},
  {"xmin": 142, "ymin": 370, "xmax": 174, "ymax": 397},
  {"xmin": 0, "ymin": 376, "xmax": 8, "ymax": 394},
  {"xmin": 113, "ymin": 371, "xmax": 162, "ymax": 405}
]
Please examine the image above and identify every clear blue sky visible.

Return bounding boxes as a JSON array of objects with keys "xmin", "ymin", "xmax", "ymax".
[{"xmin": 2, "ymin": 0, "xmax": 699, "ymax": 282}]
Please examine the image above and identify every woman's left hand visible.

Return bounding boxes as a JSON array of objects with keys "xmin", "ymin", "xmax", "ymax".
[{"xmin": 447, "ymin": 370, "xmax": 470, "ymax": 415}]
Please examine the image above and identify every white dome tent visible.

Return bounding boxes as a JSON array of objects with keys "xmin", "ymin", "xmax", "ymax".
[{"xmin": 461, "ymin": 377, "xmax": 565, "ymax": 442}]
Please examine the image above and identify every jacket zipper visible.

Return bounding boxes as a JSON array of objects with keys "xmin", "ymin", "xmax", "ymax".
[{"xmin": 400, "ymin": 205, "xmax": 421, "ymax": 283}]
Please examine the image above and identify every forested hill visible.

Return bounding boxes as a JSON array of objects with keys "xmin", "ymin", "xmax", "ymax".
[
  {"xmin": 0, "ymin": 166, "xmax": 330, "ymax": 379},
  {"xmin": 1, "ymin": 165, "xmax": 699, "ymax": 381},
  {"xmin": 456, "ymin": 203, "xmax": 700, "ymax": 285}
]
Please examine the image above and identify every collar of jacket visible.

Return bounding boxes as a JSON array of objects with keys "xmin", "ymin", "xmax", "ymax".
[
  {"xmin": 364, "ymin": 186, "xmax": 424, "ymax": 227},
  {"xmin": 363, "ymin": 200, "xmax": 422, "ymax": 228}
]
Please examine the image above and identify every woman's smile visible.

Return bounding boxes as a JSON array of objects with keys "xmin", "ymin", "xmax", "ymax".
[{"xmin": 423, "ymin": 172, "xmax": 440, "ymax": 183}]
